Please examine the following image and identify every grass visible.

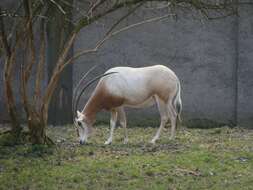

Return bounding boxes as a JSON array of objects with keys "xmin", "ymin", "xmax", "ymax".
[{"xmin": 0, "ymin": 125, "xmax": 253, "ymax": 190}]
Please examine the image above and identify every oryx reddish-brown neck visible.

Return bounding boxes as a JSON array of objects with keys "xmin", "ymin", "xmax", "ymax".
[
  {"xmin": 81, "ymin": 82, "xmax": 125, "ymax": 124},
  {"xmin": 81, "ymin": 92, "xmax": 103, "ymax": 125}
]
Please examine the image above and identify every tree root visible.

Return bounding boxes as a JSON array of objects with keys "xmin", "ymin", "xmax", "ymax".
[
  {"xmin": 45, "ymin": 136, "xmax": 55, "ymax": 145},
  {"xmin": 0, "ymin": 130, "xmax": 55, "ymax": 146},
  {"xmin": 0, "ymin": 130, "xmax": 12, "ymax": 135}
]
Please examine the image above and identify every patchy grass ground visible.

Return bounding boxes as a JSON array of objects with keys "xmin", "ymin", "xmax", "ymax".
[{"xmin": 0, "ymin": 125, "xmax": 253, "ymax": 190}]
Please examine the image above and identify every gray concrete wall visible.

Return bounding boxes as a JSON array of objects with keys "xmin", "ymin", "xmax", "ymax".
[
  {"xmin": 237, "ymin": 4, "xmax": 253, "ymax": 126},
  {"xmin": 1, "ymin": 3, "xmax": 253, "ymax": 127},
  {"xmin": 73, "ymin": 7, "xmax": 253, "ymax": 127}
]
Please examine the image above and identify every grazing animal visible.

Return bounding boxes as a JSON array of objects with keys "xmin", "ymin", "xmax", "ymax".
[{"xmin": 75, "ymin": 65, "xmax": 182, "ymax": 145}]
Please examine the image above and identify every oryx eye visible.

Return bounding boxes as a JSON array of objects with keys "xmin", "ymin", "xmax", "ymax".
[{"xmin": 77, "ymin": 121, "xmax": 82, "ymax": 127}]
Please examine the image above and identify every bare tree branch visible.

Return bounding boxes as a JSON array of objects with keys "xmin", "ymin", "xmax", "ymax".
[
  {"xmin": 49, "ymin": 0, "xmax": 66, "ymax": 14},
  {"xmin": 34, "ymin": 19, "xmax": 46, "ymax": 106},
  {"xmin": 23, "ymin": 0, "xmax": 36, "ymax": 83},
  {"xmin": 65, "ymin": 12, "xmax": 173, "ymax": 68},
  {"xmin": 0, "ymin": 7, "xmax": 11, "ymax": 57},
  {"xmin": 87, "ymin": 0, "xmax": 107, "ymax": 17},
  {"xmin": 41, "ymin": 32, "xmax": 77, "ymax": 124}
]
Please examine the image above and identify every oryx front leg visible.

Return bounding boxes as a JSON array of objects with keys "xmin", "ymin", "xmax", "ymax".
[
  {"xmin": 151, "ymin": 98, "xmax": 168, "ymax": 144},
  {"xmin": 118, "ymin": 107, "xmax": 128, "ymax": 144},
  {"xmin": 105, "ymin": 110, "xmax": 118, "ymax": 145}
]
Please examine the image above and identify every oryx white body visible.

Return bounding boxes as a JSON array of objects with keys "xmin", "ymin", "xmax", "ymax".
[{"xmin": 76, "ymin": 65, "xmax": 182, "ymax": 144}]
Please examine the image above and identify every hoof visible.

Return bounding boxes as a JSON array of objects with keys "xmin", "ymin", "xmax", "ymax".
[
  {"xmin": 104, "ymin": 140, "xmax": 112, "ymax": 145},
  {"xmin": 123, "ymin": 138, "xmax": 128, "ymax": 144}
]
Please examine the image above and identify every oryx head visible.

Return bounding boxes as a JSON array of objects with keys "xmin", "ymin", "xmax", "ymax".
[{"xmin": 74, "ymin": 111, "xmax": 92, "ymax": 145}]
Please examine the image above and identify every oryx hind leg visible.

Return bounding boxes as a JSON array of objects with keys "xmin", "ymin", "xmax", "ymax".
[
  {"xmin": 167, "ymin": 101, "xmax": 177, "ymax": 140},
  {"xmin": 150, "ymin": 97, "xmax": 169, "ymax": 144},
  {"xmin": 117, "ymin": 107, "xmax": 128, "ymax": 144},
  {"xmin": 105, "ymin": 109, "xmax": 118, "ymax": 145}
]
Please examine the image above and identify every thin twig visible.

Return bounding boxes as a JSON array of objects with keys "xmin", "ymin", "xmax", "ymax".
[
  {"xmin": 175, "ymin": 168, "xmax": 202, "ymax": 176},
  {"xmin": 49, "ymin": 0, "xmax": 66, "ymax": 14},
  {"xmin": 104, "ymin": 3, "xmax": 144, "ymax": 39},
  {"xmin": 144, "ymin": 2, "xmax": 171, "ymax": 10}
]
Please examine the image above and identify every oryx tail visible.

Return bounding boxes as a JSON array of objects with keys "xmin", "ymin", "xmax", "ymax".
[{"xmin": 173, "ymin": 81, "xmax": 182, "ymax": 123}]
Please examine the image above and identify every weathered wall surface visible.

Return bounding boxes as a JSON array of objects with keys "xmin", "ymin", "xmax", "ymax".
[
  {"xmin": 237, "ymin": 4, "xmax": 253, "ymax": 126},
  {"xmin": 73, "ymin": 7, "xmax": 253, "ymax": 127},
  {"xmin": 1, "ymin": 2, "xmax": 253, "ymax": 127}
]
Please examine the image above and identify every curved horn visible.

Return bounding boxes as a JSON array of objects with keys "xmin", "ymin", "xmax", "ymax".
[
  {"xmin": 74, "ymin": 71, "xmax": 118, "ymax": 119},
  {"xmin": 72, "ymin": 64, "xmax": 99, "ymax": 123}
]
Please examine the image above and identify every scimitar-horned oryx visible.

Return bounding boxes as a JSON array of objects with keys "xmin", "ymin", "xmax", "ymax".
[{"xmin": 74, "ymin": 65, "xmax": 182, "ymax": 145}]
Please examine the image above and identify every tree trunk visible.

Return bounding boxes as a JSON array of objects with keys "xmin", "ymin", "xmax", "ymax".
[
  {"xmin": 3, "ymin": 57, "xmax": 22, "ymax": 137},
  {"xmin": 27, "ymin": 114, "xmax": 47, "ymax": 144},
  {"xmin": 1, "ymin": 5, "xmax": 22, "ymax": 136}
]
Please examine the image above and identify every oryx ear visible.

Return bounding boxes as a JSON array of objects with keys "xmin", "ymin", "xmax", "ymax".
[{"xmin": 77, "ymin": 110, "xmax": 82, "ymax": 117}]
